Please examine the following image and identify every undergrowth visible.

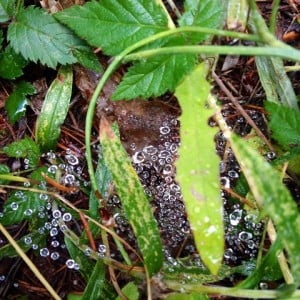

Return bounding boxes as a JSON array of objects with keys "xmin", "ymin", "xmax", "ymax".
[{"xmin": 1, "ymin": 0, "xmax": 300, "ymax": 299}]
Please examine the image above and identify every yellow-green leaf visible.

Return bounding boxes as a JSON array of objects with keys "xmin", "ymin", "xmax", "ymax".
[
  {"xmin": 99, "ymin": 117, "xmax": 163, "ymax": 276},
  {"xmin": 175, "ymin": 64, "xmax": 224, "ymax": 275},
  {"xmin": 230, "ymin": 134, "xmax": 300, "ymax": 286},
  {"xmin": 36, "ymin": 65, "xmax": 73, "ymax": 151}
]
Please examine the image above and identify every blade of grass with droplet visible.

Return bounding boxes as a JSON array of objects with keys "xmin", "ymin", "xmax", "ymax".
[
  {"xmin": 175, "ymin": 63, "xmax": 224, "ymax": 275},
  {"xmin": 99, "ymin": 117, "xmax": 163, "ymax": 276},
  {"xmin": 35, "ymin": 65, "xmax": 73, "ymax": 151},
  {"xmin": 230, "ymin": 134, "xmax": 300, "ymax": 286}
]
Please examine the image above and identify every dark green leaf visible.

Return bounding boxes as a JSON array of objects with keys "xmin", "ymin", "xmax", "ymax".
[
  {"xmin": 0, "ymin": 45, "xmax": 28, "ymax": 79},
  {"xmin": 265, "ymin": 102, "xmax": 300, "ymax": 148},
  {"xmin": 55, "ymin": 0, "xmax": 168, "ymax": 56},
  {"xmin": 36, "ymin": 66, "xmax": 73, "ymax": 151},
  {"xmin": 175, "ymin": 64, "xmax": 223, "ymax": 275},
  {"xmin": 0, "ymin": 163, "xmax": 10, "ymax": 184},
  {"xmin": 0, "ymin": 29, "xmax": 3, "ymax": 46},
  {"xmin": 0, "ymin": 231, "xmax": 45, "ymax": 259},
  {"xmin": 3, "ymin": 136, "xmax": 40, "ymax": 167},
  {"xmin": 82, "ymin": 260, "xmax": 106, "ymax": 300},
  {"xmin": 113, "ymin": 37, "xmax": 196, "ymax": 100},
  {"xmin": 230, "ymin": 134, "xmax": 300, "ymax": 286},
  {"xmin": 179, "ymin": 0, "xmax": 223, "ymax": 43},
  {"xmin": 65, "ymin": 236, "xmax": 95, "ymax": 281},
  {"xmin": 100, "ymin": 117, "xmax": 163, "ymax": 276},
  {"xmin": 0, "ymin": 0, "xmax": 15, "ymax": 22},
  {"xmin": 8, "ymin": 6, "xmax": 88, "ymax": 68},
  {"xmin": 5, "ymin": 81, "xmax": 35, "ymax": 124},
  {"xmin": 238, "ymin": 238, "xmax": 283, "ymax": 288},
  {"xmin": 72, "ymin": 47, "xmax": 103, "ymax": 73}
]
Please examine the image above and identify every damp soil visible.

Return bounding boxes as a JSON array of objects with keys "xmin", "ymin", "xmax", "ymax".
[{"xmin": 1, "ymin": 1, "xmax": 300, "ymax": 299}]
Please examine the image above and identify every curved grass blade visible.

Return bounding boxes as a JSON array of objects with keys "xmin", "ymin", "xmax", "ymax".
[
  {"xmin": 175, "ymin": 64, "xmax": 224, "ymax": 275},
  {"xmin": 99, "ymin": 117, "xmax": 163, "ymax": 276},
  {"xmin": 35, "ymin": 65, "xmax": 73, "ymax": 151},
  {"xmin": 230, "ymin": 134, "xmax": 300, "ymax": 286}
]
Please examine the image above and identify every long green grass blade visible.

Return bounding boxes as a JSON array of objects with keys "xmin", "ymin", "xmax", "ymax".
[
  {"xmin": 36, "ymin": 65, "xmax": 73, "ymax": 150},
  {"xmin": 230, "ymin": 135, "xmax": 300, "ymax": 286},
  {"xmin": 175, "ymin": 64, "xmax": 224, "ymax": 275},
  {"xmin": 99, "ymin": 118, "xmax": 163, "ymax": 276}
]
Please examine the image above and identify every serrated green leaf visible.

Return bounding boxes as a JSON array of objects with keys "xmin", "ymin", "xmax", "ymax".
[
  {"xmin": 72, "ymin": 47, "xmax": 103, "ymax": 73},
  {"xmin": 0, "ymin": 45, "xmax": 27, "ymax": 79},
  {"xmin": 113, "ymin": 37, "xmax": 196, "ymax": 100},
  {"xmin": 179, "ymin": 0, "xmax": 223, "ymax": 44},
  {"xmin": 36, "ymin": 65, "xmax": 73, "ymax": 151},
  {"xmin": 55, "ymin": 0, "xmax": 168, "ymax": 56},
  {"xmin": 175, "ymin": 64, "xmax": 224, "ymax": 275},
  {"xmin": 0, "ymin": 163, "xmax": 10, "ymax": 184},
  {"xmin": 265, "ymin": 102, "xmax": 300, "ymax": 148},
  {"xmin": 2, "ymin": 136, "xmax": 40, "ymax": 167},
  {"xmin": 230, "ymin": 134, "xmax": 300, "ymax": 286},
  {"xmin": 100, "ymin": 117, "xmax": 163, "ymax": 276},
  {"xmin": 0, "ymin": 0, "xmax": 15, "ymax": 22},
  {"xmin": 5, "ymin": 81, "xmax": 35, "ymax": 124},
  {"xmin": 116, "ymin": 282, "xmax": 139, "ymax": 300},
  {"xmin": 7, "ymin": 6, "xmax": 88, "ymax": 68}
]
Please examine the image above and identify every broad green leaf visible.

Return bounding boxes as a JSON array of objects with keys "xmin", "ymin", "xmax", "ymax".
[
  {"xmin": 55, "ymin": 0, "xmax": 168, "ymax": 56},
  {"xmin": 72, "ymin": 47, "xmax": 103, "ymax": 73},
  {"xmin": 0, "ymin": 164, "xmax": 10, "ymax": 184},
  {"xmin": 0, "ymin": 0, "xmax": 15, "ymax": 23},
  {"xmin": 248, "ymin": 9, "xmax": 298, "ymax": 110},
  {"xmin": 0, "ymin": 45, "xmax": 28, "ymax": 79},
  {"xmin": 116, "ymin": 282, "xmax": 139, "ymax": 300},
  {"xmin": 113, "ymin": 37, "xmax": 196, "ymax": 100},
  {"xmin": 7, "ymin": 6, "xmax": 91, "ymax": 68},
  {"xmin": 36, "ymin": 66, "xmax": 73, "ymax": 151},
  {"xmin": 2, "ymin": 136, "xmax": 40, "ymax": 167},
  {"xmin": 100, "ymin": 117, "xmax": 163, "ymax": 276},
  {"xmin": 179, "ymin": 0, "xmax": 223, "ymax": 43},
  {"xmin": 230, "ymin": 134, "xmax": 300, "ymax": 286},
  {"xmin": 175, "ymin": 64, "xmax": 224, "ymax": 275},
  {"xmin": 265, "ymin": 102, "xmax": 300, "ymax": 148},
  {"xmin": 5, "ymin": 81, "xmax": 35, "ymax": 124},
  {"xmin": 82, "ymin": 260, "xmax": 106, "ymax": 300}
]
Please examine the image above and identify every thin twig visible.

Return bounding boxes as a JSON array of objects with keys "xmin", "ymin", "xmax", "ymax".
[{"xmin": 212, "ymin": 71, "xmax": 274, "ymax": 151}]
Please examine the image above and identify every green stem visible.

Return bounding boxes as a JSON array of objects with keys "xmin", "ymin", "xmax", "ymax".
[
  {"xmin": 164, "ymin": 281, "xmax": 300, "ymax": 299},
  {"xmin": 269, "ymin": 0, "xmax": 280, "ymax": 34},
  {"xmin": 85, "ymin": 27, "xmax": 262, "ymax": 191},
  {"xmin": 124, "ymin": 45, "xmax": 300, "ymax": 63}
]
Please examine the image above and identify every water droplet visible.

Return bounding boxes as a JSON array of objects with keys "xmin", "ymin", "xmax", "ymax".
[
  {"xmin": 62, "ymin": 213, "xmax": 72, "ymax": 222},
  {"xmin": 238, "ymin": 231, "xmax": 252, "ymax": 241},
  {"xmin": 259, "ymin": 282, "xmax": 268, "ymax": 289},
  {"xmin": 229, "ymin": 209, "xmax": 243, "ymax": 226},
  {"xmin": 64, "ymin": 174, "xmax": 75, "ymax": 185},
  {"xmin": 50, "ymin": 252, "xmax": 60, "ymax": 260},
  {"xmin": 10, "ymin": 202, "xmax": 19, "ymax": 211},
  {"xmin": 143, "ymin": 145, "xmax": 157, "ymax": 155},
  {"xmin": 84, "ymin": 247, "xmax": 92, "ymax": 256},
  {"xmin": 32, "ymin": 244, "xmax": 38, "ymax": 250},
  {"xmin": 266, "ymin": 151, "xmax": 276, "ymax": 160},
  {"xmin": 44, "ymin": 222, "xmax": 52, "ymax": 230},
  {"xmin": 40, "ymin": 248, "xmax": 50, "ymax": 257},
  {"xmin": 65, "ymin": 154, "xmax": 79, "ymax": 166},
  {"xmin": 132, "ymin": 151, "xmax": 145, "ymax": 164},
  {"xmin": 160, "ymin": 126, "xmax": 170, "ymax": 135},
  {"xmin": 50, "ymin": 228, "xmax": 58, "ymax": 237},
  {"xmin": 24, "ymin": 236, "xmax": 32, "ymax": 245},
  {"xmin": 24, "ymin": 208, "xmax": 33, "ymax": 216},
  {"xmin": 98, "ymin": 244, "xmax": 106, "ymax": 253},
  {"xmin": 0, "ymin": 275, "xmax": 5, "ymax": 282},
  {"xmin": 220, "ymin": 176, "xmax": 230, "ymax": 188},
  {"xmin": 52, "ymin": 210, "xmax": 61, "ymax": 219},
  {"xmin": 66, "ymin": 259, "xmax": 75, "ymax": 269},
  {"xmin": 51, "ymin": 240, "xmax": 60, "ymax": 248},
  {"xmin": 228, "ymin": 170, "xmax": 239, "ymax": 178},
  {"xmin": 23, "ymin": 181, "xmax": 30, "ymax": 187}
]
